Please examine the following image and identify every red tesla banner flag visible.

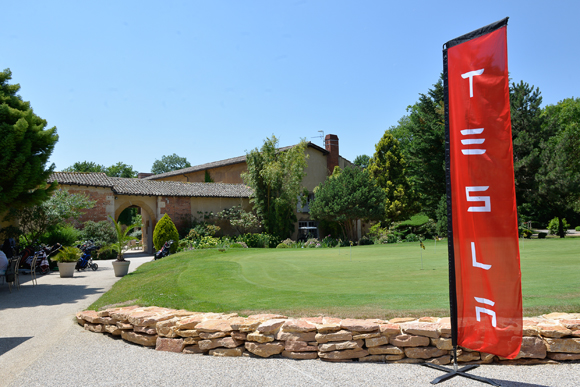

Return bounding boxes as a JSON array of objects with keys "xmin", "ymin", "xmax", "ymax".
[{"xmin": 445, "ymin": 18, "xmax": 522, "ymax": 358}]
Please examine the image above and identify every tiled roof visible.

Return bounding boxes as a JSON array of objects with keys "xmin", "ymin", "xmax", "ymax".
[
  {"xmin": 144, "ymin": 142, "xmax": 329, "ymax": 180},
  {"xmin": 49, "ymin": 173, "xmax": 251, "ymax": 198},
  {"xmin": 109, "ymin": 177, "xmax": 251, "ymax": 197},
  {"xmin": 48, "ymin": 172, "xmax": 114, "ymax": 187}
]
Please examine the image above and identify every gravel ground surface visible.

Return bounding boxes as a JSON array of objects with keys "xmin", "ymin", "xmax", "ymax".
[
  {"xmin": 2, "ymin": 251, "xmax": 579, "ymax": 387},
  {"xmin": 8, "ymin": 325, "xmax": 580, "ymax": 387}
]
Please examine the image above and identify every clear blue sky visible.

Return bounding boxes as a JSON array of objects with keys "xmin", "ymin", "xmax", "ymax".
[{"xmin": 3, "ymin": 1, "xmax": 578, "ymax": 174}]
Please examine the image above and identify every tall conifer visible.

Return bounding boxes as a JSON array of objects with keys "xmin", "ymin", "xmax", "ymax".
[{"xmin": 0, "ymin": 69, "xmax": 59, "ymax": 214}]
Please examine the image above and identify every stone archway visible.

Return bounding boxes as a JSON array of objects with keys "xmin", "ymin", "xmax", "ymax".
[{"xmin": 114, "ymin": 197, "xmax": 157, "ymax": 254}]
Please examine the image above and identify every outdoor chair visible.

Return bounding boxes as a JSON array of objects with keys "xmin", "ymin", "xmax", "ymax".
[
  {"xmin": 1, "ymin": 258, "xmax": 18, "ymax": 293},
  {"xmin": 29, "ymin": 253, "xmax": 39, "ymax": 286},
  {"xmin": 13, "ymin": 254, "xmax": 22, "ymax": 290}
]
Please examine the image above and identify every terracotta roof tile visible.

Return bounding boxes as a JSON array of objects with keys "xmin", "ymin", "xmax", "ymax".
[
  {"xmin": 49, "ymin": 172, "xmax": 114, "ymax": 187},
  {"xmin": 49, "ymin": 173, "xmax": 251, "ymax": 198},
  {"xmin": 109, "ymin": 177, "xmax": 251, "ymax": 197}
]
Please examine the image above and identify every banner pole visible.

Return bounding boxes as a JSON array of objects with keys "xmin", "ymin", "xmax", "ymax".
[
  {"xmin": 442, "ymin": 41, "xmax": 459, "ymax": 355},
  {"xmin": 421, "ymin": 20, "xmax": 510, "ymax": 387}
]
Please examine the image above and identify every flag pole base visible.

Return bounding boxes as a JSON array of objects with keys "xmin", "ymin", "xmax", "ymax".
[{"xmin": 421, "ymin": 363, "xmax": 500, "ymax": 386}]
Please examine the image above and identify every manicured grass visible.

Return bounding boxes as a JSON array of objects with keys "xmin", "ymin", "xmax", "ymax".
[
  {"xmin": 398, "ymin": 213, "xmax": 430, "ymax": 227},
  {"xmin": 90, "ymin": 238, "xmax": 580, "ymax": 319}
]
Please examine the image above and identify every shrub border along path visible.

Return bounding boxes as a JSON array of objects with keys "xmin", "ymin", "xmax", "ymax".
[{"xmin": 77, "ymin": 306, "xmax": 580, "ymax": 364}]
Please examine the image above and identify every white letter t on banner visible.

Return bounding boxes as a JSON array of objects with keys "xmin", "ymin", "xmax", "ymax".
[{"xmin": 461, "ymin": 69, "xmax": 484, "ymax": 97}]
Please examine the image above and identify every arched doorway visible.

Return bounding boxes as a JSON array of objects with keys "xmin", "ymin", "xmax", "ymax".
[{"xmin": 114, "ymin": 197, "xmax": 157, "ymax": 254}]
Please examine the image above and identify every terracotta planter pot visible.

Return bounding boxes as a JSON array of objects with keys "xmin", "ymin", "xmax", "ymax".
[
  {"xmin": 112, "ymin": 260, "xmax": 131, "ymax": 277},
  {"xmin": 57, "ymin": 261, "xmax": 77, "ymax": 278}
]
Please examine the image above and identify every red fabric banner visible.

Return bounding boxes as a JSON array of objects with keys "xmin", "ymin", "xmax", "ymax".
[{"xmin": 447, "ymin": 25, "xmax": 522, "ymax": 358}]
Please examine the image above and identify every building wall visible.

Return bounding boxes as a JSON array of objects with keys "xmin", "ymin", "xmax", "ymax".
[
  {"xmin": 155, "ymin": 163, "xmax": 248, "ymax": 184},
  {"xmin": 302, "ymin": 148, "xmax": 329, "ymax": 192},
  {"xmin": 51, "ymin": 143, "xmax": 348, "ymax": 246},
  {"xmin": 189, "ymin": 196, "xmax": 251, "ymax": 236},
  {"xmin": 338, "ymin": 156, "xmax": 354, "ymax": 169},
  {"xmin": 158, "ymin": 196, "xmax": 192, "ymax": 232},
  {"xmin": 65, "ymin": 186, "xmax": 115, "ymax": 224}
]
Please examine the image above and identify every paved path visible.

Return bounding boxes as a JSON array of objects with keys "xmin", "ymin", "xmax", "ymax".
[
  {"xmin": 1, "ymin": 252, "xmax": 579, "ymax": 386},
  {"xmin": 0, "ymin": 251, "xmax": 150, "ymax": 386}
]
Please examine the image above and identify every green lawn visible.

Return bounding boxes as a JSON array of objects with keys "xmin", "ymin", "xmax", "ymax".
[{"xmin": 90, "ymin": 238, "xmax": 580, "ymax": 319}]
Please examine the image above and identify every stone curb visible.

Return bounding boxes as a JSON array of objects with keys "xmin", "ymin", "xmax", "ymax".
[{"xmin": 77, "ymin": 308, "xmax": 580, "ymax": 363}]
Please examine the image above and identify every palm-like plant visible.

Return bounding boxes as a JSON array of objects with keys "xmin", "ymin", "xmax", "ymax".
[
  {"xmin": 103, "ymin": 216, "xmax": 141, "ymax": 261},
  {"xmin": 53, "ymin": 246, "xmax": 82, "ymax": 262}
]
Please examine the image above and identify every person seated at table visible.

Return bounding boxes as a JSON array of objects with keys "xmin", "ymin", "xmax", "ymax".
[{"xmin": 0, "ymin": 250, "xmax": 8, "ymax": 275}]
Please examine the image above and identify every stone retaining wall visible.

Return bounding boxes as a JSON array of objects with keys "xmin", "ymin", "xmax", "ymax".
[{"xmin": 76, "ymin": 307, "xmax": 580, "ymax": 364}]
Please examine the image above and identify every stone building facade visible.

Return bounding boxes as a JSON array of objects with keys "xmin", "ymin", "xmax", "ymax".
[
  {"xmin": 143, "ymin": 134, "xmax": 354, "ymax": 240},
  {"xmin": 48, "ymin": 134, "xmax": 355, "ymax": 251},
  {"xmin": 48, "ymin": 173, "xmax": 251, "ymax": 254}
]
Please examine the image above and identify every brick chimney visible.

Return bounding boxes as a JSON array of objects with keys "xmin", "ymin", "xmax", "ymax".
[
  {"xmin": 137, "ymin": 172, "xmax": 155, "ymax": 179},
  {"xmin": 325, "ymin": 134, "xmax": 339, "ymax": 175}
]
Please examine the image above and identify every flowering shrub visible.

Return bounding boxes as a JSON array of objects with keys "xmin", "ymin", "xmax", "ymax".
[
  {"xmin": 178, "ymin": 236, "xmax": 220, "ymax": 250},
  {"xmin": 186, "ymin": 224, "xmax": 221, "ymax": 240},
  {"xmin": 217, "ymin": 205, "xmax": 261, "ymax": 234},
  {"xmin": 304, "ymin": 238, "xmax": 320, "ymax": 248},
  {"xmin": 197, "ymin": 236, "xmax": 219, "ymax": 249},
  {"xmin": 320, "ymin": 235, "xmax": 339, "ymax": 248}
]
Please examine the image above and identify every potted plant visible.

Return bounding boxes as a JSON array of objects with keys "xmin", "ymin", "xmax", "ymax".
[
  {"xmin": 103, "ymin": 216, "xmax": 140, "ymax": 277},
  {"xmin": 53, "ymin": 246, "xmax": 82, "ymax": 278}
]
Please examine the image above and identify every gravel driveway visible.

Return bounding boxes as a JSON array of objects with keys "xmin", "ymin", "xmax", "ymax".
[{"xmin": 1, "ymin": 252, "xmax": 578, "ymax": 387}]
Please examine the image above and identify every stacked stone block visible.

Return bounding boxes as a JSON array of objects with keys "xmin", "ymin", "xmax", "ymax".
[{"xmin": 76, "ymin": 308, "xmax": 580, "ymax": 364}]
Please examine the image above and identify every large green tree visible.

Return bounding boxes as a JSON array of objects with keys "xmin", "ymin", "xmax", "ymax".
[
  {"xmin": 535, "ymin": 98, "xmax": 580, "ymax": 237},
  {"xmin": 151, "ymin": 153, "xmax": 191, "ymax": 174},
  {"xmin": 0, "ymin": 69, "xmax": 59, "ymax": 213},
  {"xmin": 367, "ymin": 131, "xmax": 418, "ymax": 225},
  {"xmin": 389, "ymin": 77, "xmax": 554, "ymax": 224},
  {"xmin": 6, "ymin": 190, "xmax": 95, "ymax": 244},
  {"xmin": 62, "ymin": 161, "xmax": 106, "ymax": 173},
  {"xmin": 310, "ymin": 166, "xmax": 385, "ymax": 242},
  {"xmin": 389, "ymin": 78, "xmax": 445, "ymax": 219},
  {"xmin": 62, "ymin": 161, "xmax": 137, "ymax": 177},
  {"xmin": 63, "ymin": 160, "xmax": 137, "ymax": 178},
  {"xmin": 241, "ymin": 136, "xmax": 308, "ymax": 239},
  {"xmin": 106, "ymin": 162, "xmax": 137, "ymax": 178},
  {"xmin": 509, "ymin": 81, "xmax": 553, "ymax": 221},
  {"xmin": 353, "ymin": 154, "xmax": 371, "ymax": 169}
]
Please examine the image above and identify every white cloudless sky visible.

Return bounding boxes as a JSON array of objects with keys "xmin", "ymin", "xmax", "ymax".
[{"xmin": 2, "ymin": 0, "xmax": 578, "ymax": 174}]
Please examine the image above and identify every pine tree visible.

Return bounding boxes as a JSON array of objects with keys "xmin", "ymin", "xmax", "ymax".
[
  {"xmin": 0, "ymin": 69, "xmax": 59, "ymax": 214},
  {"xmin": 389, "ymin": 78, "xmax": 446, "ymax": 218},
  {"xmin": 367, "ymin": 131, "xmax": 418, "ymax": 225},
  {"xmin": 510, "ymin": 81, "xmax": 550, "ymax": 214}
]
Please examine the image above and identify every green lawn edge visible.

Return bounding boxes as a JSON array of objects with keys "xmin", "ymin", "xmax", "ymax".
[{"xmin": 90, "ymin": 238, "xmax": 580, "ymax": 319}]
